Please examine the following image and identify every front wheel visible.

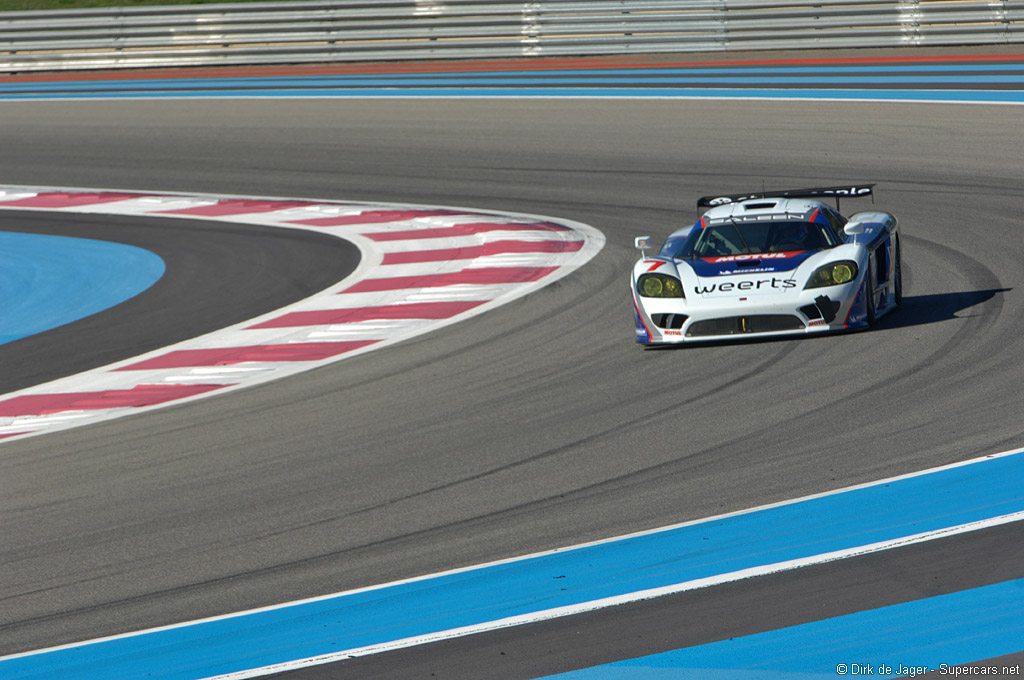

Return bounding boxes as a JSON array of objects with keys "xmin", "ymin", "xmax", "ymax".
[{"xmin": 893, "ymin": 237, "xmax": 903, "ymax": 306}]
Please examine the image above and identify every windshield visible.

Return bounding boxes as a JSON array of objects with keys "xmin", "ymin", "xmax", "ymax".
[
  {"xmin": 677, "ymin": 220, "xmax": 840, "ymax": 259},
  {"xmin": 658, "ymin": 235, "xmax": 689, "ymax": 259}
]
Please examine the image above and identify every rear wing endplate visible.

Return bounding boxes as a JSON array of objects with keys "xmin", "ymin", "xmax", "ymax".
[{"xmin": 697, "ymin": 184, "xmax": 875, "ymax": 211}]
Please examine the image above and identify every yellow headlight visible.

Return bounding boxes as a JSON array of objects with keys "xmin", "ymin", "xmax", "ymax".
[
  {"xmin": 832, "ymin": 264, "xmax": 853, "ymax": 284},
  {"xmin": 805, "ymin": 261, "xmax": 859, "ymax": 290},
  {"xmin": 643, "ymin": 276, "xmax": 664, "ymax": 296},
  {"xmin": 638, "ymin": 273, "xmax": 685, "ymax": 298}
]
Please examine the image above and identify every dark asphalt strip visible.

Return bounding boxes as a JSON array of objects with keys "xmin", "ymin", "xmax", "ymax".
[
  {"xmin": 0, "ymin": 211, "xmax": 359, "ymax": 394},
  {"xmin": 274, "ymin": 520, "xmax": 1024, "ymax": 680}
]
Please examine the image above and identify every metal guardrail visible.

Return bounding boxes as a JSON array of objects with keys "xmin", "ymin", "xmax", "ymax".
[{"xmin": 1, "ymin": 0, "xmax": 1022, "ymax": 73}]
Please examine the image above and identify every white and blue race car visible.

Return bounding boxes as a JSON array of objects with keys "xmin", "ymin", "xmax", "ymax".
[{"xmin": 632, "ymin": 185, "xmax": 901, "ymax": 344}]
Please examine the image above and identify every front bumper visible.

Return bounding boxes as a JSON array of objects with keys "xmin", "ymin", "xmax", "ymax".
[{"xmin": 633, "ymin": 283, "xmax": 867, "ymax": 344}]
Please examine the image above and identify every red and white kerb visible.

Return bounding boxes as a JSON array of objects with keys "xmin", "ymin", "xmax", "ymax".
[{"xmin": 0, "ymin": 187, "xmax": 604, "ymax": 443}]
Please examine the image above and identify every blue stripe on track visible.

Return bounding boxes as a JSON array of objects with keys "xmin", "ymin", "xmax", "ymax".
[
  {"xmin": 1, "ymin": 451, "xmax": 1022, "ymax": 680},
  {"xmin": 2, "ymin": 62, "xmax": 1024, "ymax": 92},
  {"xmin": 542, "ymin": 578, "xmax": 1024, "ymax": 679},
  {"xmin": 1, "ymin": 74, "xmax": 1023, "ymax": 93},
  {"xmin": 3, "ymin": 88, "xmax": 1024, "ymax": 103},
  {"xmin": 1, "ymin": 59, "xmax": 1022, "ymax": 102},
  {"xmin": 0, "ymin": 232, "xmax": 165, "ymax": 345}
]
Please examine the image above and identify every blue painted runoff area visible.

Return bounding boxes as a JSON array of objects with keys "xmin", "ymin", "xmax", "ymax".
[
  {"xmin": 3, "ymin": 87, "xmax": 1023, "ymax": 103},
  {"xmin": 1, "ymin": 451, "xmax": 1022, "ymax": 680},
  {"xmin": 1, "ymin": 60, "xmax": 1022, "ymax": 102},
  {"xmin": 1, "ymin": 73, "xmax": 1024, "ymax": 93},
  {"xmin": 543, "ymin": 578, "xmax": 1024, "ymax": 679},
  {"xmin": 0, "ymin": 231, "xmax": 165, "ymax": 345},
  {"xmin": 3, "ymin": 62, "xmax": 1024, "ymax": 94}
]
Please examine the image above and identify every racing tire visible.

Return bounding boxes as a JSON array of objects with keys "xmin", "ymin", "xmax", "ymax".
[
  {"xmin": 865, "ymin": 277, "xmax": 877, "ymax": 326},
  {"xmin": 894, "ymin": 237, "xmax": 903, "ymax": 306}
]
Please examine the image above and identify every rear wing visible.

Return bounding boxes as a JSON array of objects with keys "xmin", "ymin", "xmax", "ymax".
[{"xmin": 697, "ymin": 184, "xmax": 875, "ymax": 212}]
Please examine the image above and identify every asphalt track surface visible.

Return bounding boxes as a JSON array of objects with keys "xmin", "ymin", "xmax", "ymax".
[{"xmin": 1, "ymin": 51, "xmax": 1023, "ymax": 676}]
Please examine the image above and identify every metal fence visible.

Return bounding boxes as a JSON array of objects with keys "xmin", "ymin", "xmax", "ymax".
[{"xmin": 1, "ymin": 0, "xmax": 1022, "ymax": 73}]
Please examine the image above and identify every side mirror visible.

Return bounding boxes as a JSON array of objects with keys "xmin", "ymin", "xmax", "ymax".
[
  {"xmin": 843, "ymin": 221, "xmax": 864, "ymax": 235},
  {"xmin": 635, "ymin": 236, "xmax": 652, "ymax": 251}
]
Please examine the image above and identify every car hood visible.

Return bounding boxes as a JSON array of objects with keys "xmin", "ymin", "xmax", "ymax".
[{"xmin": 679, "ymin": 251, "xmax": 817, "ymax": 299}]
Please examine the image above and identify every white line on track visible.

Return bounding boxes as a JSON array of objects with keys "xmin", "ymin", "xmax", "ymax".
[
  {"xmin": 204, "ymin": 510, "xmax": 1024, "ymax": 680},
  {"xmin": 4, "ymin": 446, "xmax": 1020, "ymax": 676}
]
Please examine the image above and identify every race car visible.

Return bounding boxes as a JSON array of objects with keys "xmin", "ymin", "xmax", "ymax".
[{"xmin": 632, "ymin": 184, "xmax": 901, "ymax": 344}]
